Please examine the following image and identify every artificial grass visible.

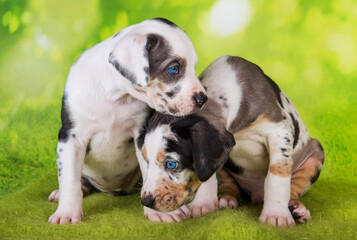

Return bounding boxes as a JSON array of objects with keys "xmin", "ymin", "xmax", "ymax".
[
  {"xmin": 0, "ymin": 171, "xmax": 356, "ymax": 240},
  {"xmin": 1, "ymin": 0, "xmax": 357, "ymax": 239}
]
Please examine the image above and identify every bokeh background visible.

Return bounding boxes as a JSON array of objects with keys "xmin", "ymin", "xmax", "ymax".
[{"xmin": 0, "ymin": 0, "xmax": 356, "ymax": 239}]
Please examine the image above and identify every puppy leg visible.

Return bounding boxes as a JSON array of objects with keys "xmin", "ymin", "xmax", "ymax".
[
  {"xmin": 218, "ymin": 167, "xmax": 240, "ymax": 209},
  {"xmin": 144, "ymin": 206, "xmax": 191, "ymax": 223},
  {"xmin": 259, "ymin": 123, "xmax": 295, "ymax": 227},
  {"xmin": 187, "ymin": 174, "xmax": 219, "ymax": 218},
  {"xmin": 289, "ymin": 138, "xmax": 324, "ymax": 223},
  {"xmin": 48, "ymin": 177, "xmax": 94, "ymax": 202},
  {"xmin": 48, "ymin": 137, "xmax": 87, "ymax": 224}
]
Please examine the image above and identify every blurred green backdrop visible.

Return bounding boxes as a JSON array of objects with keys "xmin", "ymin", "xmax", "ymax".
[{"xmin": 0, "ymin": 0, "xmax": 356, "ymax": 239}]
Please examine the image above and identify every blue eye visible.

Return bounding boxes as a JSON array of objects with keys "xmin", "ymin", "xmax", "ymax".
[
  {"xmin": 168, "ymin": 65, "xmax": 179, "ymax": 75},
  {"xmin": 166, "ymin": 161, "xmax": 178, "ymax": 169}
]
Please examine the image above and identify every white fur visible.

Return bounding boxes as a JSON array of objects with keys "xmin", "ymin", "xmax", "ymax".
[
  {"xmin": 48, "ymin": 19, "xmax": 203, "ymax": 224},
  {"xmin": 201, "ymin": 55, "xmax": 242, "ymax": 128}
]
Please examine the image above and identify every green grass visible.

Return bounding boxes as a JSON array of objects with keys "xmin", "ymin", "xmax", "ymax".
[{"xmin": 1, "ymin": 0, "xmax": 357, "ymax": 239}]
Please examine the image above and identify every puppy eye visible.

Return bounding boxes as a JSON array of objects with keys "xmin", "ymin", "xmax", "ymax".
[
  {"xmin": 168, "ymin": 65, "xmax": 179, "ymax": 75},
  {"xmin": 166, "ymin": 161, "xmax": 178, "ymax": 169}
]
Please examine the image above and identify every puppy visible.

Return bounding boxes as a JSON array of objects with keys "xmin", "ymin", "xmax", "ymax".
[
  {"xmin": 137, "ymin": 55, "xmax": 324, "ymax": 226},
  {"xmin": 47, "ymin": 18, "xmax": 207, "ymax": 224}
]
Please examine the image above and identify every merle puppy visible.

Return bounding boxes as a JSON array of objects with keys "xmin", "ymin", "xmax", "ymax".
[{"xmin": 137, "ymin": 55, "xmax": 324, "ymax": 226}]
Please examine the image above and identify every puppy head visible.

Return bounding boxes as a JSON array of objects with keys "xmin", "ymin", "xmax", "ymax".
[
  {"xmin": 137, "ymin": 113, "xmax": 235, "ymax": 212},
  {"xmin": 108, "ymin": 18, "xmax": 207, "ymax": 116}
]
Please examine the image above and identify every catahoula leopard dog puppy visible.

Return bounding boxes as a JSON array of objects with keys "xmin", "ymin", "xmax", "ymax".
[
  {"xmin": 47, "ymin": 18, "xmax": 208, "ymax": 224},
  {"xmin": 137, "ymin": 55, "xmax": 324, "ymax": 226}
]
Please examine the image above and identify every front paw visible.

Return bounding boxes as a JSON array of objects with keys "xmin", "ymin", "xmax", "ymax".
[
  {"xmin": 259, "ymin": 209, "xmax": 295, "ymax": 227},
  {"xmin": 188, "ymin": 198, "xmax": 218, "ymax": 218},
  {"xmin": 48, "ymin": 209, "xmax": 83, "ymax": 224},
  {"xmin": 48, "ymin": 189, "xmax": 59, "ymax": 202},
  {"xmin": 219, "ymin": 194, "xmax": 238, "ymax": 209},
  {"xmin": 144, "ymin": 206, "xmax": 191, "ymax": 223}
]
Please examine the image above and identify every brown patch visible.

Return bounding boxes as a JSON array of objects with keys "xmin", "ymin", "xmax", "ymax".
[
  {"xmin": 142, "ymin": 145, "xmax": 147, "ymax": 161},
  {"xmin": 154, "ymin": 174, "xmax": 202, "ymax": 211},
  {"xmin": 233, "ymin": 115, "xmax": 272, "ymax": 136},
  {"xmin": 218, "ymin": 168, "xmax": 241, "ymax": 201},
  {"xmin": 290, "ymin": 138, "xmax": 324, "ymax": 201},
  {"xmin": 156, "ymin": 150, "xmax": 166, "ymax": 163},
  {"xmin": 269, "ymin": 160, "xmax": 293, "ymax": 177},
  {"xmin": 157, "ymin": 82, "xmax": 166, "ymax": 91}
]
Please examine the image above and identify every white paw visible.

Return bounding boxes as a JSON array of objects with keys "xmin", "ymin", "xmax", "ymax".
[
  {"xmin": 144, "ymin": 206, "xmax": 191, "ymax": 223},
  {"xmin": 259, "ymin": 209, "xmax": 295, "ymax": 227},
  {"xmin": 48, "ymin": 190, "xmax": 59, "ymax": 202},
  {"xmin": 188, "ymin": 198, "xmax": 218, "ymax": 218},
  {"xmin": 48, "ymin": 209, "xmax": 83, "ymax": 224},
  {"xmin": 219, "ymin": 195, "xmax": 238, "ymax": 209}
]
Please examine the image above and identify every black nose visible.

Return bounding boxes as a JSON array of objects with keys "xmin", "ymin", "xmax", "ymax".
[
  {"xmin": 193, "ymin": 92, "xmax": 208, "ymax": 108},
  {"xmin": 141, "ymin": 193, "xmax": 155, "ymax": 208}
]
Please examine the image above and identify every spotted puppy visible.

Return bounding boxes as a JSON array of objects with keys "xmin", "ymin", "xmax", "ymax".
[
  {"xmin": 137, "ymin": 55, "xmax": 324, "ymax": 226},
  {"xmin": 47, "ymin": 18, "xmax": 207, "ymax": 224}
]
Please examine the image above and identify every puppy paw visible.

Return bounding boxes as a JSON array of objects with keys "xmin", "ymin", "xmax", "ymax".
[
  {"xmin": 259, "ymin": 209, "xmax": 295, "ymax": 227},
  {"xmin": 188, "ymin": 198, "xmax": 218, "ymax": 218},
  {"xmin": 289, "ymin": 201, "xmax": 311, "ymax": 224},
  {"xmin": 48, "ymin": 209, "xmax": 83, "ymax": 224},
  {"xmin": 48, "ymin": 190, "xmax": 59, "ymax": 202},
  {"xmin": 219, "ymin": 195, "xmax": 238, "ymax": 209},
  {"xmin": 144, "ymin": 206, "xmax": 191, "ymax": 223}
]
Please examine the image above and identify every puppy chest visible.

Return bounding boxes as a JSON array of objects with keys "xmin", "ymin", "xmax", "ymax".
[
  {"xmin": 82, "ymin": 131, "xmax": 138, "ymax": 190},
  {"xmin": 231, "ymin": 133, "xmax": 269, "ymax": 171}
]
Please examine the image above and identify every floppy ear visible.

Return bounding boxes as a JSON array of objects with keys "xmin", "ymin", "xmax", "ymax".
[
  {"xmin": 108, "ymin": 33, "xmax": 159, "ymax": 88},
  {"xmin": 189, "ymin": 120, "xmax": 236, "ymax": 182}
]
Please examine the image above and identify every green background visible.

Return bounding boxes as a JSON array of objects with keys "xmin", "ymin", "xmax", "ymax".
[{"xmin": 0, "ymin": 0, "xmax": 356, "ymax": 239}]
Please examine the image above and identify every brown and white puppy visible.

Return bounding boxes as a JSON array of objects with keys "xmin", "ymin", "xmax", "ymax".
[
  {"xmin": 137, "ymin": 55, "xmax": 324, "ymax": 226},
  {"xmin": 47, "ymin": 18, "xmax": 207, "ymax": 224}
]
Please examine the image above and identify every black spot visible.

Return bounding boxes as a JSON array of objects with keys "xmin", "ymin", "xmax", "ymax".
[
  {"xmin": 283, "ymin": 154, "xmax": 289, "ymax": 158},
  {"xmin": 112, "ymin": 31, "xmax": 121, "ymax": 38},
  {"xmin": 157, "ymin": 92, "xmax": 163, "ymax": 97},
  {"xmin": 265, "ymin": 75, "xmax": 283, "ymax": 108},
  {"xmin": 168, "ymin": 108, "xmax": 178, "ymax": 114},
  {"xmin": 59, "ymin": 148, "xmax": 63, "ymax": 152},
  {"xmin": 224, "ymin": 158, "xmax": 243, "ymax": 174},
  {"xmin": 165, "ymin": 86, "xmax": 181, "ymax": 98},
  {"xmin": 281, "ymin": 148, "xmax": 287, "ymax": 152},
  {"xmin": 109, "ymin": 56, "xmax": 137, "ymax": 84},
  {"xmin": 310, "ymin": 168, "xmax": 321, "ymax": 184},
  {"xmin": 71, "ymin": 134, "xmax": 76, "ymax": 138},
  {"xmin": 289, "ymin": 113, "xmax": 300, "ymax": 148},
  {"xmin": 284, "ymin": 137, "xmax": 291, "ymax": 143},
  {"xmin": 285, "ymin": 96, "xmax": 290, "ymax": 103},
  {"xmin": 164, "ymin": 186, "xmax": 168, "ymax": 190},
  {"xmin": 144, "ymin": 66, "xmax": 149, "ymax": 75},
  {"xmin": 58, "ymin": 94, "xmax": 74, "ymax": 143},
  {"xmin": 168, "ymin": 175, "xmax": 173, "ymax": 181},
  {"xmin": 151, "ymin": 17, "xmax": 178, "ymax": 28},
  {"xmin": 86, "ymin": 142, "xmax": 91, "ymax": 154}
]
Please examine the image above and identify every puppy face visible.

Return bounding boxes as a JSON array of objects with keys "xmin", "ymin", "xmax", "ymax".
[
  {"xmin": 109, "ymin": 18, "xmax": 207, "ymax": 116},
  {"xmin": 137, "ymin": 113, "xmax": 235, "ymax": 212}
]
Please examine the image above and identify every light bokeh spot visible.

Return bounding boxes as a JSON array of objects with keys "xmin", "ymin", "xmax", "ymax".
[{"xmin": 209, "ymin": 0, "xmax": 252, "ymax": 37}]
